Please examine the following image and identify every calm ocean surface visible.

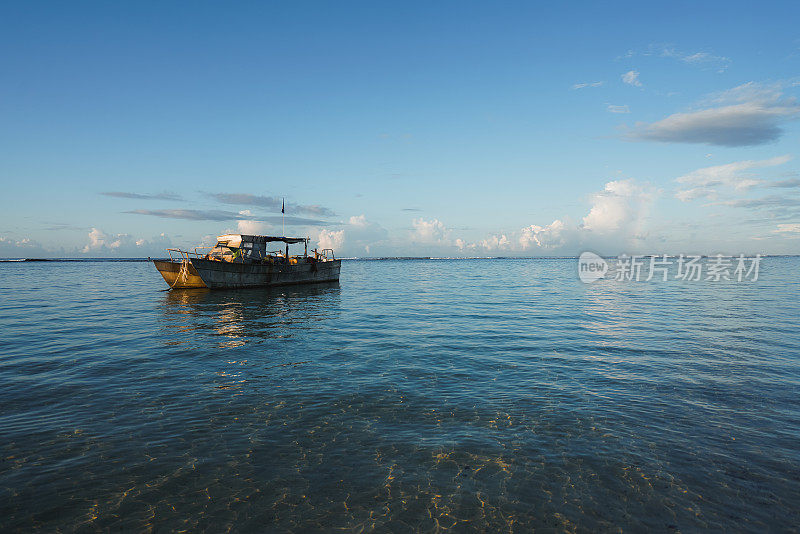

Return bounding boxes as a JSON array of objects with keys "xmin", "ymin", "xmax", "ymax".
[{"xmin": 1, "ymin": 258, "xmax": 799, "ymax": 532}]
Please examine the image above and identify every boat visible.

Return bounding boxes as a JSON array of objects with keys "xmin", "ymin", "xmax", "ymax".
[{"xmin": 152, "ymin": 234, "xmax": 340, "ymax": 289}]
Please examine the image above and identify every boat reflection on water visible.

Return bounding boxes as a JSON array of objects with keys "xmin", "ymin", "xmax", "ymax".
[{"xmin": 158, "ymin": 281, "xmax": 341, "ymax": 349}]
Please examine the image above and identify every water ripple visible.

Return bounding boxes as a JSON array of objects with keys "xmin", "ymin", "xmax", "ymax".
[{"xmin": 0, "ymin": 258, "xmax": 798, "ymax": 531}]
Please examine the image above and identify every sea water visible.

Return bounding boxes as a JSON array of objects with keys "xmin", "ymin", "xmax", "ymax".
[{"xmin": 1, "ymin": 258, "xmax": 798, "ymax": 531}]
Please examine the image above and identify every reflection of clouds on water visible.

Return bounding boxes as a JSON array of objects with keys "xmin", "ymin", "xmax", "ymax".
[{"xmin": 159, "ymin": 283, "xmax": 341, "ymax": 349}]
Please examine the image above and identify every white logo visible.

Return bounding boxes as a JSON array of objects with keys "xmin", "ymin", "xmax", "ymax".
[{"xmin": 578, "ymin": 251, "xmax": 608, "ymax": 283}]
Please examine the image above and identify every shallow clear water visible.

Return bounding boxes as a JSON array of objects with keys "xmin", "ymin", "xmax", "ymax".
[{"xmin": 1, "ymin": 258, "xmax": 799, "ymax": 531}]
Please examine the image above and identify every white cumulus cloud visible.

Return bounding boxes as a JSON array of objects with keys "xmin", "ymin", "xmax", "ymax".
[
  {"xmin": 582, "ymin": 179, "xmax": 654, "ymax": 235},
  {"xmin": 0, "ymin": 236, "xmax": 49, "ymax": 258},
  {"xmin": 622, "ymin": 70, "xmax": 642, "ymax": 87},
  {"xmin": 411, "ymin": 218, "xmax": 451, "ymax": 244},
  {"xmin": 315, "ymin": 215, "xmax": 388, "ymax": 256},
  {"xmin": 675, "ymin": 155, "xmax": 792, "ymax": 201},
  {"xmin": 317, "ymin": 229, "xmax": 345, "ymax": 251},
  {"xmin": 518, "ymin": 220, "xmax": 567, "ymax": 250},
  {"xmin": 479, "ymin": 234, "xmax": 511, "ymax": 251},
  {"xmin": 81, "ymin": 228, "xmax": 172, "ymax": 256},
  {"xmin": 236, "ymin": 210, "xmax": 270, "ymax": 235},
  {"xmin": 460, "ymin": 179, "xmax": 657, "ymax": 255}
]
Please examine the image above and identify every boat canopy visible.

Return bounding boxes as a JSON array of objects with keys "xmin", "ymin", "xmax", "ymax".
[
  {"xmin": 216, "ymin": 234, "xmax": 308, "ymax": 247},
  {"xmin": 260, "ymin": 236, "xmax": 308, "ymax": 244},
  {"xmin": 209, "ymin": 234, "xmax": 310, "ymax": 262}
]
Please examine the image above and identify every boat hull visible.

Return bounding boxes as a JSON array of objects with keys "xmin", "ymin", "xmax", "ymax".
[
  {"xmin": 153, "ymin": 260, "xmax": 207, "ymax": 289},
  {"xmin": 189, "ymin": 258, "xmax": 341, "ymax": 289}
]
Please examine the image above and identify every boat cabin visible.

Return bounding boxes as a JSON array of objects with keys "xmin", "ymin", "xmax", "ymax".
[{"xmin": 207, "ymin": 234, "xmax": 332, "ymax": 264}]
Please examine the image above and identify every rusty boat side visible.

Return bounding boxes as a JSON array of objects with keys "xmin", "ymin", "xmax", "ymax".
[{"xmin": 189, "ymin": 257, "xmax": 341, "ymax": 289}]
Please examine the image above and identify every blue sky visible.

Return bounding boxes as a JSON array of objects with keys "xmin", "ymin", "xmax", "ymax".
[{"xmin": 1, "ymin": 1, "xmax": 799, "ymax": 257}]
